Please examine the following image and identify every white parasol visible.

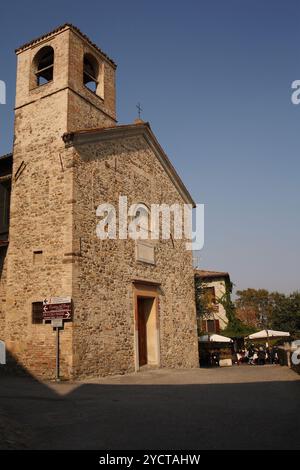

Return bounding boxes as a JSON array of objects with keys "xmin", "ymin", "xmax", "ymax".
[
  {"xmin": 199, "ymin": 334, "xmax": 233, "ymax": 343},
  {"xmin": 247, "ymin": 329, "xmax": 290, "ymax": 340}
]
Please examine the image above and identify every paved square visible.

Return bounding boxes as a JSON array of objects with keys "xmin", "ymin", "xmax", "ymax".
[{"xmin": 0, "ymin": 365, "xmax": 299, "ymax": 449}]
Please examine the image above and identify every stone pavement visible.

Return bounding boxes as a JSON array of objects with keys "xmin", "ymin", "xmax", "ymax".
[{"xmin": 0, "ymin": 365, "xmax": 299, "ymax": 449}]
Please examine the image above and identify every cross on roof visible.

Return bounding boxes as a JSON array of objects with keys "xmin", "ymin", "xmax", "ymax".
[{"xmin": 136, "ymin": 102, "xmax": 143, "ymax": 119}]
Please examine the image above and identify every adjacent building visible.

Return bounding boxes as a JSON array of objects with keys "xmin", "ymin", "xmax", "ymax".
[{"xmin": 194, "ymin": 270, "xmax": 231, "ymax": 332}]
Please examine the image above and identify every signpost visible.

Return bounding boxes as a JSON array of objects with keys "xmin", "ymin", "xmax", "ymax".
[
  {"xmin": 43, "ymin": 297, "xmax": 72, "ymax": 381},
  {"xmin": 0, "ymin": 340, "xmax": 5, "ymax": 365},
  {"xmin": 43, "ymin": 296, "xmax": 72, "ymax": 321},
  {"xmin": 51, "ymin": 319, "xmax": 63, "ymax": 328}
]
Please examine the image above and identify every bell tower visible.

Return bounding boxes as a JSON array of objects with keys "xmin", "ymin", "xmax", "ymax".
[
  {"xmin": 14, "ymin": 23, "xmax": 117, "ymax": 139},
  {"xmin": 5, "ymin": 25, "xmax": 117, "ymax": 378}
]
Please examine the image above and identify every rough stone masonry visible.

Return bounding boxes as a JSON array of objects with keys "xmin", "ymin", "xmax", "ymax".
[{"xmin": 0, "ymin": 24, "xmax": 199, "ymax": 379}]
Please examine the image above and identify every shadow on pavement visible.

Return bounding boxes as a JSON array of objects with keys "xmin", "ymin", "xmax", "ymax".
[{"xmin": 0, "ymin": 353, "xmax": 299, "ymax": 450}]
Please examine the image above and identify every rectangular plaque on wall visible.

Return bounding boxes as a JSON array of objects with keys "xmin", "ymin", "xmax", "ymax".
[{"xmin": 136, "ymin": 240, "xmax": 155, "ymax": 265}]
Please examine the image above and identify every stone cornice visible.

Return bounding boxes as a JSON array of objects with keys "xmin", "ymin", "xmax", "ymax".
[{"xmin": 15, "ymin": 23, "xmax": 117, "ymax": 69}]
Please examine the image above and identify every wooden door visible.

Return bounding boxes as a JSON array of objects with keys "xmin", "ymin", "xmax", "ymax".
[{"xmin": 138, "ymin": 298, "xmax": 147, "ymax": 366}]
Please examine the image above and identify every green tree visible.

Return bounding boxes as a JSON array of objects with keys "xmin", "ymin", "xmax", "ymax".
[
  {"xmin": 271, "ymin": 291, "xmax": 300, "ymax": 334},
  {"xmin": 235, "ymin": 288, "xmax": 273, "ymax": 328},
  {"xmin": 220, "ymin": 281, "xmax": 255, "ymax": 337}
]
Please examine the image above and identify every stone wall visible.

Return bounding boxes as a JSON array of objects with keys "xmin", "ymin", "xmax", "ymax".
[{"xmin": 71, "ymin": 135, "xmax": 199, "ymax": 378}]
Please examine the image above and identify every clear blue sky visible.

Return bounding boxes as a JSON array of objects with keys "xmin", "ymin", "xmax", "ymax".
[{"xmin": 1, "ymin": 0, "xmax": 300, "ymax": 294}]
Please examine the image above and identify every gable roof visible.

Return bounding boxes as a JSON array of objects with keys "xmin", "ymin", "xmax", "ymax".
[
  {"xmin": 15, "ymin": 23, "xmax": 116, "ymax": 68},
  {"xmin": 62, "ymin": 122, "xmax": 196, "ymax": 207}
]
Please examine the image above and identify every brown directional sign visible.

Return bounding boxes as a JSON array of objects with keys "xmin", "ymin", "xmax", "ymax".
[{"xmin": 43, "ymin": 302, "xmax": 72, "ymax": 320}]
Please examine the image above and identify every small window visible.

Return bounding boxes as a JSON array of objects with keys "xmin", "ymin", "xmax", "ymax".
[
  {"xmin": 203, "ymin": 287, "xmax": 216, "ymax": 304},
  {"xmin": 0, "ymin": 247, "xmax": 6, "ymax": 279},
  {"xmin": 207, "ymin": 320, "xmax": 216, "ymax": 333},
  {"xmin": 33, "ymin": 46, "xmax": 54, "ymax": 86},
  {"xmin": 83, "ymin": 53, "xmax": 99, "ymax": 93},
  {"xmin": 0, "ymin": 180, "xmax": 11, "ymax": 234},
  {"xmin": 202, "ymin": 319, "xmax": 220, "ymax": 334},
  {"xmin": 129, "ymin": 203, "xmax": 151, "ymax": 239},
  {"xmin": 32, "ymin": 302, "xmax": 43, "ymax": 324},
  {"xmin": 33, "ymin": 250, "xmax": 43, "ymax": 265}
]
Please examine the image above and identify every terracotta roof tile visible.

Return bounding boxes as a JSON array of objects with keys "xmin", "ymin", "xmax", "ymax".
[{"xmin": 194, "ymin": 269, "xmax": 230, "ymax": 279}]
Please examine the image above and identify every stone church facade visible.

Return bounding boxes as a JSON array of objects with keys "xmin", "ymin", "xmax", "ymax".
[{"xmin": 0, "ymin": 24, "xmax": 199, "ymax": 379}]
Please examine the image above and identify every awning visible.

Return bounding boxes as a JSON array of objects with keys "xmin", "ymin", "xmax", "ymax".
[
  {"xmin": 199, "ymin": 334, "xmax": 233, "ymax": 343},
  {"xmin": 246, "ymin": 329, "xmax": 290, "ymax": 340}
]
